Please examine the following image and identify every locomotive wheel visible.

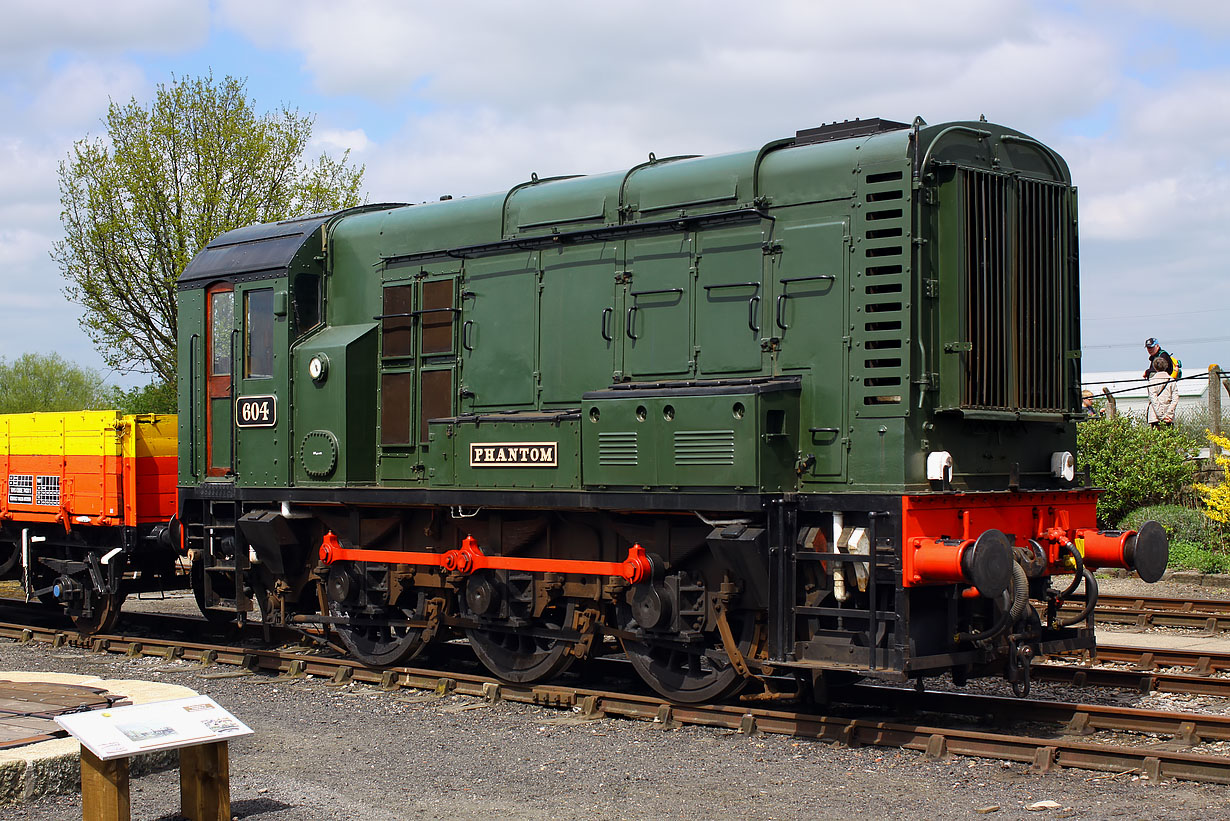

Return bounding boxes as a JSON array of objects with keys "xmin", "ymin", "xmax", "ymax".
[
  {"xmin": 70, "ymin": 591, "xmax": 124, "ymax": 634},
  {"xmin": 466, "ymin": 602, "xmax": 576, "ymax": 684},
  {"xmin": 329, "ymin": 599, "xmax": 427, "ymax": 667},
  {"xmin": 620, "ymin": 609, "xmax": 759, "ymax": 704}
]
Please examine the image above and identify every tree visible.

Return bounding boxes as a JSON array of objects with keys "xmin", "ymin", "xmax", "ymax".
[
  {"xmin": 53, "ymin": 73, "xmax": 365, "ymax": 383},
  {"xmin": 0, "ymin": 353, "xmax": 112, "ymax": 413},
  {"xmin": 111, "ymin": 379, "xmax": 177, "ymax": 415}
]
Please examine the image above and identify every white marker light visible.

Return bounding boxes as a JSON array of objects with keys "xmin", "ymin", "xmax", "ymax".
[
  {"xmin": 1051, "ymin": 451, "xmax": 1076, "ymax": 482},
  {"xmin": 927, "ymin": 451, "xmax": 953, "ymax": 482}
]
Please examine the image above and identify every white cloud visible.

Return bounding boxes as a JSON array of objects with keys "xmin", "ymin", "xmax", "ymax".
[
  {"xmin": 0, "ymin": 228, "xmax": 55, "ymax": 269},
  {"xmin": 0, "ymin": 0, "xmax": 209, "ymax": 62},
  {"xmin": 218, "ymin": 0, "xmax": 1071, "ymax": 115},
  {"xmin": 25, "ymin": 60, "xmax": 148, "ymax": 130},
  {"xmin": 216, "ymin": 0, "xmax": 1127, "ymax": 217},
  {"xmin": 311, "ymin": 128, "xmax": 372, "ymax": 157},
  {"xmin": 0, "ymin": 138, "xmax": 61, "ymax": 203}
]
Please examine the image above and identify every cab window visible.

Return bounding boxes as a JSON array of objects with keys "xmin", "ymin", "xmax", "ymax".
[
  {"xmin": 293, "ymin": 273, "xmax": 322, "ymax": 336},
  {"xmin": 210, "ymin": 290, "xmax": 234, "ymax": 376},
  {"xmin": 245, "ymin": 288, "xmax": 274, "ymax": 378}
]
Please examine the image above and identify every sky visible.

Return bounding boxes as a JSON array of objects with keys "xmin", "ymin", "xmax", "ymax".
[{"xmin": 1, "ymin": 0, "xmax": 1228, "ymax": 388}]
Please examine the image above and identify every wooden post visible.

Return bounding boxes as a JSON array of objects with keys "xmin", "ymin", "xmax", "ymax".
[
  {"xmin": 179, "ymin": 740, "xmax": 231, "ymax": 821},
  {"xmin": 1212, "ymin": 365, "xmax": 1223, "ymax": 438},
  {"xmin": 1101, "ymin": 386, "xmax": 1117, "ymax": 419},
  {"xmin": 80, "ymin": 747, "xmax": 129, "ymax": 821}
]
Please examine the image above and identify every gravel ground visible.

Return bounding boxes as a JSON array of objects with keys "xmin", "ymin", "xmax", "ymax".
[
  {"xmin": 3, "ymin": 639, "xmax": 1230, "ymax": 821},
  {"xmin": 5, "ymin": 574, "xmax": 1230, "ymax": 819},
  {"xmin": 1095, "ymin": 572, "xmax": 1228, "ymax": 601}
]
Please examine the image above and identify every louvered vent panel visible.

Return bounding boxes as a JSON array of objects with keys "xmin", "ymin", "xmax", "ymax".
[
  {"xmin": 856, "ymin": 166, "xmax": 909, "ymax": 415},
  {"xmin": 598, "ymin": 432, "xmax": 638, "ymax": 466},
  {"xmin": 673, "ymin": 430, "xmax": 736, "ymax": 465}
]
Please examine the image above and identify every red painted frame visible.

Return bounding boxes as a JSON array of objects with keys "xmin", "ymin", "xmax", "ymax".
[{"xmin": 319, "ymin": 533, "xmax": 653, "ymax": 585}]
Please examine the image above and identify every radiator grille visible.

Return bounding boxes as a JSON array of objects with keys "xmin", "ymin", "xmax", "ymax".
[
  {"xmin": 961, "ymin": 170, "xmax": 1069, "ymax": 411},
  {"xmin": 598, "ymin": 432, "xmax": 638, "ymax": 466},
  {"xmin": 673, "ymin": 430, "xmax": 736, "ymax": 465}
]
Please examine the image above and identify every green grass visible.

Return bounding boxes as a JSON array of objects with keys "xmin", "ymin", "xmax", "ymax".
[{"xmin": 1167, "ymin": 539, "xmax": 1230, "ymax": 573}]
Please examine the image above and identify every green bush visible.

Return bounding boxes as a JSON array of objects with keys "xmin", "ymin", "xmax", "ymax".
[
  {"xmin": 1077, "ymin": 416, "xmax": 1200, "ymax": 526},
  {"xmin": 1166, "ymin": 539, "xmax": 1230, "ymax": 574},
  {"xmin": 1118, "ymin": 504, "xmax": 1224, "ymax": 546}
]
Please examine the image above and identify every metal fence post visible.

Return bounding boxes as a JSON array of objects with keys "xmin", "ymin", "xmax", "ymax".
[{"xmin": 1211, "ymin": 365, "xmax": 1222, "ymax": 438}]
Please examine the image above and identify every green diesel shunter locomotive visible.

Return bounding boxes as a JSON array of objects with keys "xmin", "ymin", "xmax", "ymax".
[{"xmin": 177, "ymin": 117, "xmax": 1166, "ymax": 703}]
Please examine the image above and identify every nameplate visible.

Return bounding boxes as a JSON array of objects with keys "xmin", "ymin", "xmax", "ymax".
[{"xmin": 469, "ymin": 442, "xmax": 558, "ymax": 468}]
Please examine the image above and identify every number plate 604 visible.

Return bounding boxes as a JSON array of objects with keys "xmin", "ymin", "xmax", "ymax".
[{"xmin": 235, "ymin": 395, "xmax": 277, "ymax": 428}]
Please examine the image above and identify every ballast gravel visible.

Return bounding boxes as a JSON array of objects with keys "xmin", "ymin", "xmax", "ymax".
[{"xmin": 2, "ymin": 640, "xmax": 1228, "ymax": 821}]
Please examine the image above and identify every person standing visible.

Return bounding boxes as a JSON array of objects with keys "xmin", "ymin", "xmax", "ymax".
[
  {"xmin": 1080, "ymin": 389, "xmax": 1102, "ymax": 420},
  {"xmin": 1146, "ymin": 355, "xmax": 1178, "ymax": 427},
  {"xmin": 1144, "ymin": 337, "xmax": 1175, "ymax": 379}
]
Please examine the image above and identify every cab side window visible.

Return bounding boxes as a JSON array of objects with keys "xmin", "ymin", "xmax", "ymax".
[
  {"xmin": 245, "ymin": 288, "xmax": 274, "ymax": 378},
  {"xmin": 210, "ymin": 290, "xmax": 234, "ymax": 376},
  {"xmin": 292, "ymin": 273, "xmax": 322, "ymax": 336}
]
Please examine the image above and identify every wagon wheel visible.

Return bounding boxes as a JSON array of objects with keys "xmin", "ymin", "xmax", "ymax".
[
  {"xmin": 466, "ymin": 601, "xmax": 576, "ymax": 684},
  {"xmin": 620, "ymin": 608, "xmax": 759, "ymax": 704},
  {"xmin": 69, "ymin": 590, "xmax": 125, "ymax": 634},
  {"xmin": 0, "ymin": 536, "xmax": 19, "ymax": 578}
]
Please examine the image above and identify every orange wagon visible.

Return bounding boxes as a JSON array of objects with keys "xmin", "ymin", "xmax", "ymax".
[{"xmin": 0, "ymin": 411, "xmax": 182, "ymax": 631}]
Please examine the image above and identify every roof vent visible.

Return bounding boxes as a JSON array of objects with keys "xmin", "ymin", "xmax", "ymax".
[{"xmin": 794, "ymin": 118, "xmax": 910, "ymax": 146}]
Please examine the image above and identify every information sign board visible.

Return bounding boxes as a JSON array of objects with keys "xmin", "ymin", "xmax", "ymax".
[{"xmin": 55, "ymin": 695, "xmax": 252, "ymax": 761}]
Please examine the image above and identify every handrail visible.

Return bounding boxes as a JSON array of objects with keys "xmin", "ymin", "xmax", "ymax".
[
  {"xmin": 916, "ymin": 125, "xmax": 992, "ymax": 177},
  {"xmin": 188, "ymin": 333, "xmax": 199, "ymax": 480},
  {"xmin": 229, "ymin": 328, "xmax": 239, "ymax": 477}
]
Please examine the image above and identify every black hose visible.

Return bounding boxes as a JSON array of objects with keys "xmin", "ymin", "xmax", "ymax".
[
  {"xmin": 1057, "ymin": 541, "xmax": 1085, "ymax": 599},
  {"xmin": 1008, "ymin": 562, "xmax": 1029, "ymax": 622},
  {"xmin": 1058, "ymin": 569, "xmax": 1099, "ymax": 627},
  {"xmin": 956, "ymin": 562, "xmax": 1028, "ymax": 646}
]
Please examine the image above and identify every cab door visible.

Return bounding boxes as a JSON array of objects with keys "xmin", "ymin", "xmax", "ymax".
[
  {"xmin": 205, "ymin": 282, "xmax": 234, "ymax": 478},
  {"xmin": 233, "ymin": 281, "xmax": 289, "ymax": 486}
]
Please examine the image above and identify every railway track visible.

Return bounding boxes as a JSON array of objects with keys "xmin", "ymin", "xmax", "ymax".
[
  {"xmin": 5, "ymin": 617, "xmax": 1230, "ymax": 784},
  {"xmin": 1074, "ymin": 592, "xmax": 1230, "ymax": 632},
  {"xmin": 1032, "ymin": 646, "xmax": 1230, "ymax": 698}
]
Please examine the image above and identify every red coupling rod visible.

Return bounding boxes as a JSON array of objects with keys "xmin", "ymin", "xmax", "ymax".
[{"xmin": 318, "ymin": 531, "xmax": 653, "ymax": 584}]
